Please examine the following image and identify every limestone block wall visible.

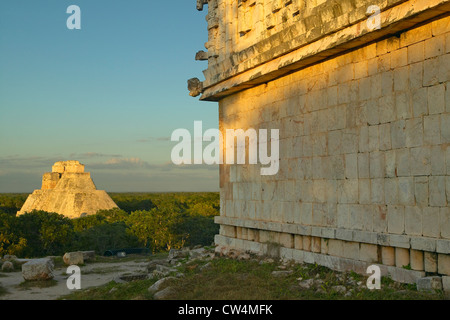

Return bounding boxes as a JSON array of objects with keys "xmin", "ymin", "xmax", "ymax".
[
  {"xmin": 41, "ymin": 172, "xmax": 61, "ymax": 190},
  {"xmin": 200, "ymin": 0, "xmax": 450, "ymax": 100},
  {"xmin": 52, "ymin": 160, "xmax": 85, "ymax": 174},
  {"xmin": 214, "ymin": 16, "xmax": 450, "ymax": 282}
]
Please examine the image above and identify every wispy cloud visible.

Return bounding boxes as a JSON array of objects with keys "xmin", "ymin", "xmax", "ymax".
[
  {"xmin": 90, "ymin": 157, "xmax": 218, "ymax": 172},
  {"xmin": 136, "ymin": 136, "xmax": 171, "ymax": 143},
  {"xmin": 69, "ymin": 152, "xmax": 123, "ymax": 159}
]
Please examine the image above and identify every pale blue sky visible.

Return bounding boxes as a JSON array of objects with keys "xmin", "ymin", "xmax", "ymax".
[{"xmin": 0, "ymin": 0, "xmax": 219, "ymax": 192}]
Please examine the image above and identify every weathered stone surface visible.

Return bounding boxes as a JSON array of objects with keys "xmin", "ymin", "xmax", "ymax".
[
  {"xmin": 443, "ymin": 276, "xmax": 450, "ymax": 293},
  {"xmin": 22, "ymin": 258, "xmax": 54, "ymax": 281},
  {"xmin": 195, "ymin": 50, "xmax": 208, "ymax": 61},
  {"xmin": 416, "ymin": 276, "xmax": 443, "ymax": 292},
  {"xmin": 155, "ymin": 264, "xmax": 177, "ymax": 276},
  {"xmin": 168, "ymin": 249, "xmax": 189, "ymax": 260},
  {"xmin": 189, "ymin": 247, "xmax": 210, "ymax": 259},
  {"xmin": 1, "ymin": 261, "xmax": 14, "ymax": 272},
  {"xmin": 194, "ymin": 0, "xmax": 450, "ymax": 282},
  {"xmin": 187, "ymin": 78, "xmax": 203, "ymax": 97},
  {"xmin": 63, "ymin": 252, "xmax": 84, "ymax": 266},
  {"xmin": 148, "ymin": 277, "xmax": 176, "ymax": 293},
  {"xmin": 153, "ymin": 287, "xmax": 175, "ymax": 300},
  {"xmin": 18, "ymin": 161, "xmax": 118, "ymax": 219}
]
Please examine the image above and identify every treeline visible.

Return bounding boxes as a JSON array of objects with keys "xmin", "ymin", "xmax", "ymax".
[{"xmin": 0, "ymin": 193, "xmax": 220, "ymax": 258}]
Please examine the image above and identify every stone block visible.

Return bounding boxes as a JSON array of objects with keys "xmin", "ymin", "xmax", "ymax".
[
  {"xmin": 398, "ymin": 177, "xmax": 414, "ymax": 206},
  {"xmin": 63, "ymin": 252, "xmax": 84, "ymax": 266},
  {"xmin": 22, "ymin": 258, "xmax": 54, "ymax": 281},
  {"xmin": 359, "ymin": 179, "xmax": 371, "ymax": 204},
  {"xmin": 387, "ymin": 205, "xmax": 405, "ymax": 235},
  {"xmin": 321, "ymin": 238, "xmax": 329, "ymax": 255},
  {"xmin": 409, "ymin": 62, "xmax": 423, "ymax": 89},
  {"xmin": 439, "ymin": 54, "xmax": 450, "ymax": 83},
  {"xmin": 221, "ymin": 225, "xmax": 236, "ymax": 238},
  {"xmin": 300, "ymin": 202, "xmax": 313, "ymax": 226},
  {"xmin": 391, "ymin": 47, "xmax": 407, "ymax": 68},
  {"xmin": 410, "ymin": 147, "xmax": 431, "ymax": 176},
  {"xmin": 359, "ymin": 243, "xmax": 378, "ymax": 263},
  {"xmin": 328, "ymin": 239, "xmax": 343, "ymax": 257},
  {"xmin": 294, "ymin": 235, "xmax": 303, "ymax": 250},
  {"xmin": 423, "ymin": 57, "xmax": 439, "ymax": 87},
  {"xmin": 337, "ymin": 179, "xmax": 358, "ymax": 204},
  {"xmin": 424, "ymin": 35, "xmax": 445, "ymax": 59},
  {"xmin": 442, "ymin": 114, "xmax": 450, "ymax": 143},
  {"xmin": 437, "ymin": 239, "xmax": 450, "ymax": 254},
  {"xmin": 396, "ymin": 148, "xmax": 410, "ymax": 177},
  {"xmin": 373, "ymin": 204, "xmax": 388, "ymax": 233},
  {"xmin": 431, "ymin": 145, "xmax": 446, "ymax": 176},
  {"xmin": 443, "ymin": 276, "xmax": 450, "ymax": 293},
  {"xmin": 424, "ymin": 252, "xmax": 438, "ymax": 273},
  {"xmin": 391, "ymin": 120, "xmax": 406, "ymax": 149},
  {"xmin": 405, "ymin": 206, "xmax": 422, "ymax": 236},
  {"xmin": 410, "ymin": 249, "xmax": 424, "ymax": 271},
  {"xmin": 423, "ymin": 207, "xmax": 440, "ymax": 238},
  {"xmin": 389, "ymin": 234, "xmax": 410, "ymax": 249},
  {"xmin": 395, "ymin": 248, "xmax": 410, "ymax": 268},
  {"xmin": 431, "ymin": 16, "xmax": 450, "ymax": 36},
  {"xmin": 358, "ymin": 152, "xmax": 370, "ymax": 179},
  {"xmin": 414, "ymin": 176, "xmax": 429, "ymax": 207},
  {"xmin": 428, "ymin": 83, "xmax": 445, "ymax": 115},
  {"xmin": 345, "ymin": 153, "xmax": 358, "ymax": 179},
  {"xmin": 385, "ymin": 178, "xmax": 399, "ymax": 205},
  {"xmin": 407, "ymin": 41, "xmax": 424, "ymax": 64},
  {"xmin": 439, "ymin": 207, "xmax": 450, "ymax": 239},
  {"xmin": 379, "ymin": 123, "xmax": 392, "ymax": 151},
  {"xmin": 429, "ymin": 176, "xmax": 447, "ymax": 207},
  {"xmin": 381, "ymin": 246, "xmax": 395, "ymax": 266},
  {"xmin": 342, "ymin": 241, "xmax": 359, "ymax": 260},
  {"xmin": 280, "ymin": 233, "xmax": 294, "ymax": 249},
  {"xmin": 336, "ymin": 228, "xmax": 353, "ymax": 242},
  {"xmin": 371, "ymin": 179, "xmax": 384, "ymax": 204},
  {"xmin": 411, "ymin": 237, "xmax": 436, "ymax": 252},
  {"xmin": 395, "ymin": 91, "xmax": 411, "ymax": 120},
  {"xmin": 417, "ymin": 276, "xmax": 443, "ymax": 292},
  {"xmin": 311, "ymin": 237, "xmax": 321, "ymax": 253},
  {"xmin": 438, "ymin": 254, "xmax": 450, "ymax": 276},
  {"xmin": 405, "ymin": 118, "xmax": 423, "ymax": 148},
  {"xmin": 302, "ymin": 236, "xmax": 312, "ymax": 252}
]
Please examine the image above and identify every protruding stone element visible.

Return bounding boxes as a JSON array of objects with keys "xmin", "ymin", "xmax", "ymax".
[
  {"xmin": 188, "ymin": 78, "xmax": 203, "ymax": 97},
  {"xmin": 196, "ymin": 0, "xmax": 208, "ymax": 11},
  {"xmin": 22, "ymin": 258, "xmax": 54, "ymax": 281},
  {"xmin": 18, "ymin": 161, "xmax": 118, "ymax": 219},
  {"xmin": 63, "ymin": 252, "xmax": 84, "ymax": 266},
  {"xmin": 195, "ymin": 50, "xmax": 209, "ymax": 61}
]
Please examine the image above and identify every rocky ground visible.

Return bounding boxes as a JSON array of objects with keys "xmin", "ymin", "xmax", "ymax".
[
  {"xmin": 0, "ymin": 255, "xmax": 149, "ymax": 300},
  {"xmin": 0, "ymin": 246, "xmax": 447, "ymax": 300}
]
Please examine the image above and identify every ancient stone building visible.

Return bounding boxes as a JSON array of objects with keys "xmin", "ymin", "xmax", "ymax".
[
  {"xmin": 191, "ymin": 0, "xmax": 450, "ymax": 282},
  {"xmin": 18, "ymin": 161, "xmax": 118, "ymax": 219}
]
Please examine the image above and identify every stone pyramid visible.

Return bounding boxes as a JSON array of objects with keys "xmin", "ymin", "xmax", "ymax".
[{"xmin": 18, "ymin": 161, "xmax": 118, "ymax": 218}]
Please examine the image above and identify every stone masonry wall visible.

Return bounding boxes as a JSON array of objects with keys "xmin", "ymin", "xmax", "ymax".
[{"xmin": 214, "ymin": 15, "xmax": 450, "ymax": 282}]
